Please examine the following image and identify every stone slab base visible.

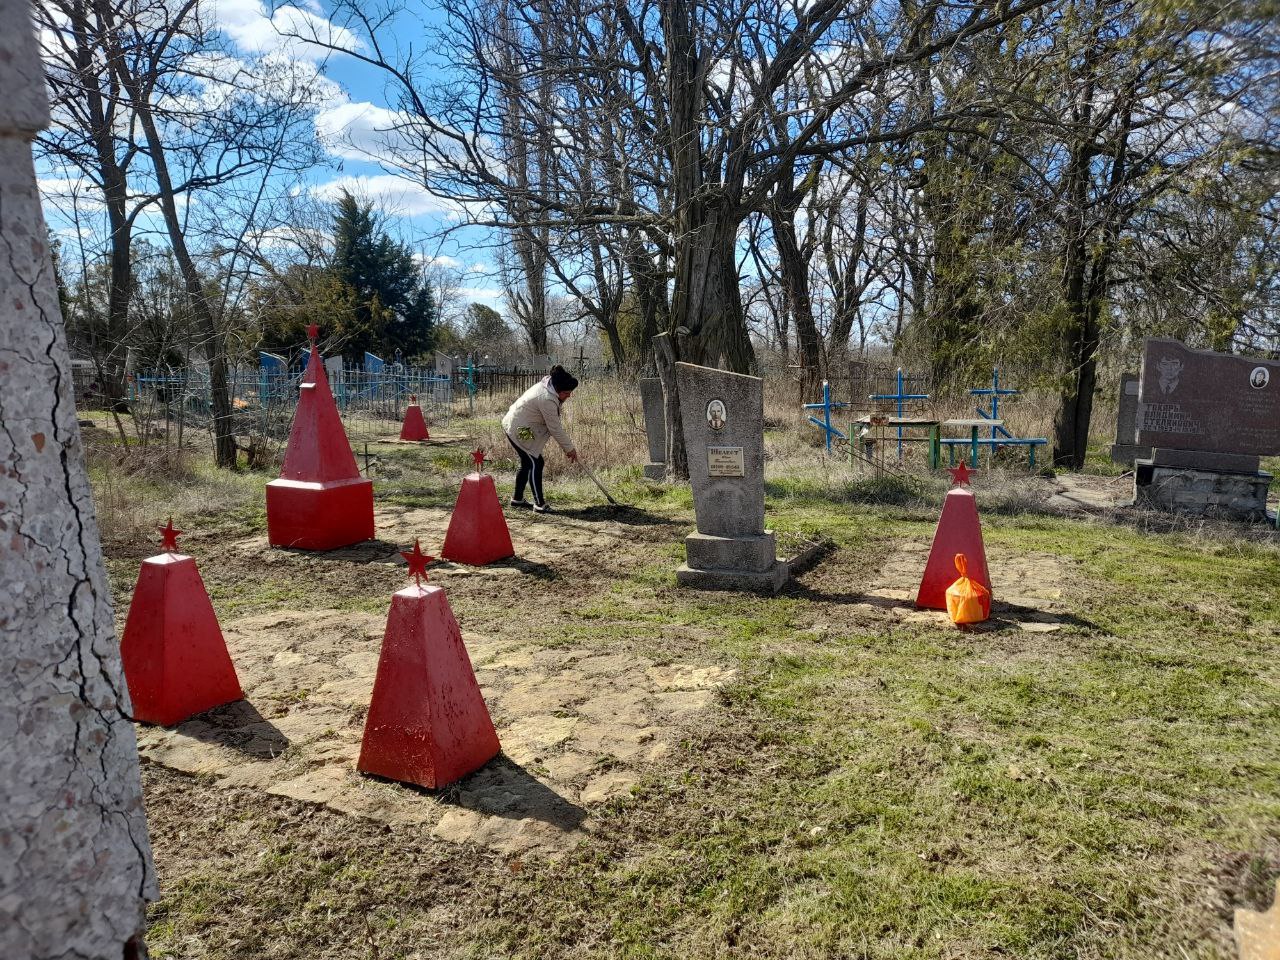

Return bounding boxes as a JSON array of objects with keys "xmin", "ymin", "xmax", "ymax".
[
  {"xmin": 1110, "ymin": 443, "xmax": 1151, "ymax": 466},
  {"xmin": 685, "ymin": 531, "xmax": 777, "ymax": 573},
  {"xmin": 643, "ymin": 462, "xmax": 667, "ymax": 480},
  {"xmin": 1134, "ymin": 461, "xmax": 1273, "ymax": 521},
  {"xmin": 676, "ymin": 561, "xmax": 789, "ymax": 594},
  {"xmin": 266, "ymin": 477, "xmax": 375, "ymax": 550},
  {"xmin": 1150, "ymin": 448, "xmax": 1261, "ymax": 473}
]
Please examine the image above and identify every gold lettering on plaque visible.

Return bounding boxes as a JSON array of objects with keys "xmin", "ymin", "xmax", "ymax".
[{"xmin": 707, "ymin": 446, "xmax": 745, "ymax": 477}]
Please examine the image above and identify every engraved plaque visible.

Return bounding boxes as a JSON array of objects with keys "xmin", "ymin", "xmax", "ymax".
[{"xmin": 707, "ymin": 446, "xmax": 745, "ymax": 477}]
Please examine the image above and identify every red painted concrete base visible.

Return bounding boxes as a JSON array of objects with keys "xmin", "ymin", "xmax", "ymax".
[
  {"xmin": 916, "ymin": 488, "xmax": 991, "ymax": 609},
  {"xmin": 358, "ymin": 584, "xmax": 501, "ymax": 788},
  {"xmin": 399, "ymin": 404, "xmax": 429, "ymax": 441},
  {"xmin": 120, "ymin": 553, "xmax": 243, "ymax": 726},
  {"xmin": 441, "ymin": 473, "xmax": 514, "ymax": 566},
  {"xmin": 266, "ymin": 477, "xmax": 375, "ymax": 550}
]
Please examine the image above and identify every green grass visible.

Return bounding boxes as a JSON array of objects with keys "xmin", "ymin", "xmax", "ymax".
[{"xmin": 455, "ymin": 504, "xmax": 1279, "ymax": 957}]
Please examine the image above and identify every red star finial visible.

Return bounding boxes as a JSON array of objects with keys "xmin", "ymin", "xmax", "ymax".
[
  {"xmin": 948, "ymin": 460, "xmax": 976, "ymax": 487},
  {"xmin": 158, "ymin": 517, "xmax": 183, "ymax": 552},
  {"xmin": 400, "ymin": 538, "xmax": 433, "ymax": 586},
  {"xmin": 306, "ymin": 323, "xmax": 319, "ymax": 343},
  {"xmin": 409, "ymin": 393, "xmax": 418, "ymax": 404},
  {"xmin": 471, "ymin": 447, "xmax": 486, "ymax": 471}
]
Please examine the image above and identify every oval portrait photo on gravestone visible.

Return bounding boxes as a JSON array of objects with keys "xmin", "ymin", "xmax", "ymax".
[
  {"xmin": 707, "ymin": 399, "xmax": 727, "ymax": 431},
  {"xmin": 1250, "ymin": 366, "xmax": 1270, "ymax": 389}
]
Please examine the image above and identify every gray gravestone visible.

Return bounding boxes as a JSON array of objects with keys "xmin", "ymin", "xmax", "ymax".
[
  {"xmin": 1109, "ymin": 373, "xmax": 1151, "ymax": 465},
  {"xmin": 640, "ymin": 378, "xmax": 666, "ymax": 480},
  {"xmin": 674, "ymin": 362, "xmax": 788, "ymax": 593},
  {"xmin": 324, "ymin": 354, "xmax": 344, "ymax": 389},
  {"xmin": 1133, "ymin": 338, "xmax": 1279, "ymax": 520},
  {"xmin": 433, "ymin": 352, "xmax": 454, "ymax": 402}
]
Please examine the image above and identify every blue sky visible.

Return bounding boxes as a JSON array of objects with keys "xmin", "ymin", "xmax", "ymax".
[{"xmin": 37, "ymin": 0, "xmax": 505, "ymax": 310}]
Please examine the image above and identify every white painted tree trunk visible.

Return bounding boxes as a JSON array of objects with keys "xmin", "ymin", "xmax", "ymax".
[{"xmin": 0, "ymin": 2, "xmax": 157, "ymax": 958}]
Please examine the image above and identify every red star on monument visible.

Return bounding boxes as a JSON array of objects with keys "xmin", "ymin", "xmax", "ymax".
[
  {"xmin": 471, "ymin": 447, "xmax": 486, "ymax": 471},
  {"xmin": 401, "ymin": 538, "xmax": 434, "ymax": 586},
  {"xmin": 409, "ymin": 393, "xmax": 418, "ymax": 404},
  {"xmin": 158, "ymin": 518, "xmax": 183, "ymax": 552},
  {"xmin": 306, "ymin": 323, "xmax": 319, "ymax": 343},
  {"xmin": 948, "ymin": 460, "xmax": 976, "ymax": 487}
]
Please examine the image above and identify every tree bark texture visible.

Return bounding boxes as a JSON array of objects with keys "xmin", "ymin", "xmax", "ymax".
[
  {"xmin": 769, "ymin": 204, "xmax": 821, "ymax": 396},
  {"xmin": 660, "ymin": 0, "xmax": 754, "ymax": 375},
  {"xmin": 0, "ymin": 4, "xmax": 157, "ymax": 958}
]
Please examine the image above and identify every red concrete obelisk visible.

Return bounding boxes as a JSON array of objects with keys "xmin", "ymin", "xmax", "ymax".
[
  {"xmin": 120, "ymin": 520, "xmax": 243, "ymax": 726},
  {"xmin": 266, "ymin": 325, "xmax": 374, "ymax": 550},
  {"xmin": 441, "ymin": 448, "xmax": 514, "ymax": 565},
  {"xmin": 358, "ymin": 540, "xmax": 501, "ymax": 788},
  {"xmin": 399, "ymin": 394, "xmax": 430, "ymax": 441},
  {"xmin": 916, "ymin": 461, "xmax": 992, "ymax": 609}
]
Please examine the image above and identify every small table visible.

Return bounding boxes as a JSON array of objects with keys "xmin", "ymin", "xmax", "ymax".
[
  {"xmin": 853, "ymin": 416, "xmax": 941, "ymax": 468},
  {"xmin": 943, "ymin": 419, "xmax": 1004, "ymax": 468}
]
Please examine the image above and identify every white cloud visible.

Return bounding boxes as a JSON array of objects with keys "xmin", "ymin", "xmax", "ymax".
[
  {"xmin": 314, "ymin": 100, "xmax": 419, "ymax": 162},
  {"xmin": 38, "ymin": 177, "xmax": 105, "ymax": 212},
  {"xmin": 453, "ymin": 286, "xmax": 503, "ymax": 302},
  {"xmin": 206, "ymin": 0, "xmax": 359, "ymax": 61},
  {"xmin": 467, "ymin": 262, "xmax": 491, "ymax": 274},
  {"xmin": 309, "ymin": 174, "xmax": 457, "ymax": 218},
  {"xmin": 416, "ymin": 253, "xmax": 462, "ymax": 268}
]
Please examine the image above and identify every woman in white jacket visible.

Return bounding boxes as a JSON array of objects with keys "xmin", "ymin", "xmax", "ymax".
[{"xmin": 501, "ymin": 365, "xmax": 579, "ymax": 513}]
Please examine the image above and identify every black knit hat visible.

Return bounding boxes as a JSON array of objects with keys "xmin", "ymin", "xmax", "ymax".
[{"xmin": 549, "ymin": 365, "xmax": 579, "ymax": 393}]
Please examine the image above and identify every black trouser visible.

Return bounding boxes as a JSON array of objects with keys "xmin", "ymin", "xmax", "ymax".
[{"xmin": 508, "ymin": 435, "xmax": 545, "ymax": 506}]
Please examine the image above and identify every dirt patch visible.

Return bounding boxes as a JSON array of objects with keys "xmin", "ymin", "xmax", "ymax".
[
  {"xmin": 1047, "ymin": 473, "xmax": 1134, "ymax": 513},
  {"xmin": 860, "ymin": 541, "xmax": 1071, "ymax": 631},
  {"xmin": 135, "ymin": 606, "xmax": 735, "ymax": 858},
  {"xmin": 207, "ymin": 502, "xmax": 683, "ymax": 618}
]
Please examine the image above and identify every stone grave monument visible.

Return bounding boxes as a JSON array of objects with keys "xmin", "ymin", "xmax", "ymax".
[
  {"xmin": 674, "ymin": 363, "xmax": 789, "ymax": 593},
  {"xmin": 1135, "ymin": 338, "xmax": 1279, "ymax": 520},
  {"xmin": 433, "ymin": 352, "xmax": 454, "ymax": 403},
  {"xmin": 640, "ymin": 377, "xmax": 667, "ymax": 480},
  {"xmin": 324, "ymin": 354, "xmax": 344, "ymax": 400},
  {"xmin": 1110, "ymin": 373, "xmax": 1151, "ymax": 466}
]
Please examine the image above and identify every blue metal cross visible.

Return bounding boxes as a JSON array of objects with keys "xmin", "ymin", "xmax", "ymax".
[
  {"xmin": 970, "ymin": 367, "xmax": 1017, "ymax": 441},
  {"xmin": 803, "ymin": 380, "xmax": 849, "ymax": 452},
  {"xmin": 869, "ymin": 368, "xmax": 929, "ymax": 459}
]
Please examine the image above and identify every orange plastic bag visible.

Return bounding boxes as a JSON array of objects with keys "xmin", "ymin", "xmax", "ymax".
[{"xmin": 945, "ymin": 553, "xmax": 991, "ymax": 626}]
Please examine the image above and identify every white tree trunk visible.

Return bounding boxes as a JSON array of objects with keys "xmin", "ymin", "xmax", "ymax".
[{"xmin": 0, "ymin": 2, "xmax": 156, "ymax": 958}]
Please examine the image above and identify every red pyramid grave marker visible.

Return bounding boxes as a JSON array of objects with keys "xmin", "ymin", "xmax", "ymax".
[
  {"xmin": 120, "ymin": 523, "xmax": 243, "ymax": 726},
  {"xmin": 266, "ymin": 328, "xmax": 374, "ymax": 550},
  {"xmin": 399, "ymin": 394, "xmax": 430, "ymax": 441},
  {"xmin": 358, "ymin": 544, "xmax": 500, "ymax": 789},
  {"xmin": 441, "ymin": 452, "xmax": 513, "ymax": 565},
  {"xmin": 916, "ymin": 463, "xmax": 991, "ymax": 609}
]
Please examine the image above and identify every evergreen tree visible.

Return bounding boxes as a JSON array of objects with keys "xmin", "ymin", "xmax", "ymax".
[{"xmin": 330, "ymin": 191, "xmax": 435, "ymax": 360}]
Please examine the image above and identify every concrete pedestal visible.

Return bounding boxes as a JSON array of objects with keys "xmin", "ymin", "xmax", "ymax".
[
  {"xmin": 266, "ymin": 477, "xmax": 375, "ymax": 549},
  {"xmin": 676, "ymin": 531, "xmax": 789, "ymax": 594},
  {"xmin": 1110, "ymin": 442, "xmax": 1151, "ymax": 466},
  {"xmin": 1134, "ymin": 460, "xmax": 1272, "ymax": 521}
]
